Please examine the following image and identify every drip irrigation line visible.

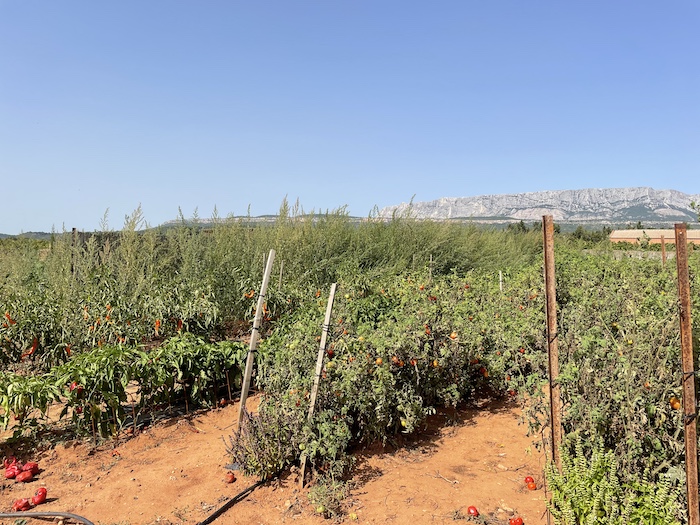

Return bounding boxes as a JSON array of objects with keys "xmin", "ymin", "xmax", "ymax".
[
  {"xmin": 0, "ymin": 511, "xmax": 95, "ymax": 525},
  {"xmin": 196, "ymin": 471, "xmax": 281, "ymax": 525}
]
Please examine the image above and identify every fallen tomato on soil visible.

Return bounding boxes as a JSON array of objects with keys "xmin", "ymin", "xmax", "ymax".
[
  {"xmin": 12, "ymin": 498, "xmax": 32, "ymax": 511},
  {"xmin": 5, "ymin": 464, "xmax": 21, "ymax": 479},
  {"xmin": 524, "ymin": 475, "xmax": 534, "ymax": 484},
  {"xmin": 509, "ymin": 517, "xmax": 524, "ymax": 525},
  {"xmin": 225, "ymin": 471, "xmax": 236, "ymax": 483},
  {"xmin": 22, "ymin": 462, "xmax": 40, "ymax": 475},
  {"xmin": 527, "ymin": 481, "xmax": 537, "ymax": 490},
  {"xmin": 15, "ymin": 470, "xmax": 34, "ymax": 482},
  {"xmin": 467, "ymin": 505, "xmax": 479, "ymax": 516},
  {"xmin": 32, "ymin": 487, "xmax": 47, "ymax": 505}
]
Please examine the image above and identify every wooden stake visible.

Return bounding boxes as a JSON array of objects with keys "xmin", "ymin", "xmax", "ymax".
[
  {"xmin": 661, "ymin": 235, "xmax": 667, "ymax": 267},
  {"xmin": 71, "ymin": 227, "xmax": 77, "ymax": 276},
  {"xmin": 237, "ymin": 249, "xmax": 276, "ymax": 429},
  {"xmin": 299, "ymin": 283, "xmax": 338, "ymax": 488},
  {"xmin": 184, "ymin": 383, "xmax": 189, "ymax": 413},
  {"xmin": 675, "ymin": 223, "xmax": 699, "ymax": 525},
  {"xmin": 131, "ymin": 398, "xmax": 138, "ymax": 435},
  {"xmin": 542, "ymin": 215, "xmax": 562, "ymax": 472},
  {"xmin": 91, "ymin": 414, "xmax": 98, "ymax": 445}
]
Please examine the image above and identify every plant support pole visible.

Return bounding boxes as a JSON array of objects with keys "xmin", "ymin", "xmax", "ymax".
[
  {"xmin": 542, "ymin": 215, "xmax": 562, "ymax": 472},
  {"xmin": 675, "ymin": 223, "xmax": 699, "ymax": 525},
  {"xmin": 299, "ymin": 283, "xmax": 337, "ymax": 488},
  {"xmin": 661, "ymin": 235, "xmax": 667, "ymax": 267},
  {"xmin": 237, "ymin": 249, "xmax": 276, "ymax": 429}
]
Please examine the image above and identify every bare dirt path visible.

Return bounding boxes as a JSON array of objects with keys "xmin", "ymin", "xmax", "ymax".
[{"xmin": 1, "ymin": 396, "xmax": 547, "ymax": 525}]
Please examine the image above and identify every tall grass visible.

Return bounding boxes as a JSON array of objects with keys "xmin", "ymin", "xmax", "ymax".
[{"xmin": 1, "ymin": 201, "xmax": 546, "ymax": 367}]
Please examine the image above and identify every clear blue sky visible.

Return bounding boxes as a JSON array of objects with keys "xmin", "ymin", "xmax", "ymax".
[{"xmin": 1, "ymin": 1, "xmax": 697, "ymax": 234}]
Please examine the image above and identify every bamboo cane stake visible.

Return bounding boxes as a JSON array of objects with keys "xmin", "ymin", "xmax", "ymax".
[
  {"xmin": 675, "ymin": 223, "xmax": 699, "ymax": 525},
  {"xmin": 237, "ymin": 249, "xmax": 276, "ymax": 429},
  {"xmin": 299, "ymin": 283, "xmax": 338, "ymax": 488},
  {"xmin": 661, "ymin": 235, "xmax": 666, "ymax": 267},
  {"xmin": 71, "ymin": 227, "xmax": 77, "ymax": 277},
  {"xmin": 542, "ymin": 215, "xmax": 562, "ymax": 472}
]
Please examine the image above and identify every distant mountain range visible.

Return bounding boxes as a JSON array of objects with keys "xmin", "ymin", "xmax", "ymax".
[
  {"xmin": 2, "ymin": 188, "xmax": 697, "ymax": 239},
  {"xmin": 378, "ymin": 188, "xmax": 699, "ymax": 227}
]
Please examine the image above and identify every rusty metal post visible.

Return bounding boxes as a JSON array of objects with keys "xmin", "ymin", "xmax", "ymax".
[
  {"xmin": 543, "ymin": 215, "xmax": 562, "ymax": 471},
  {"xmin": 675, "ymin": 223, "xmax": 699, "ymax": 525}
]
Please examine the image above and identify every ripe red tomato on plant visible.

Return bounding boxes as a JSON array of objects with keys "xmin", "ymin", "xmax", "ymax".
[
  {"xmin": 509, "ymin": 517, "xmax": 524, "ymax": 525},
  {"xmin": 69, "ymin": 382, "xmax": 85, "ymax": 397},
  {"xmin": 467, "ymin": 505, "xmax": 479, "ymax": 516}
]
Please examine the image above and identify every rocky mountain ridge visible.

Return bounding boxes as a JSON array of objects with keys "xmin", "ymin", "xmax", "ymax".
[{"xmin": 379, "ymin": 187, "xmax": 699, "ymax": 226}]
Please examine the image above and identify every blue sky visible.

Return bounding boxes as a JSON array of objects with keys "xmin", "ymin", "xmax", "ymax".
[{"xmin": 1, "ymin": 1, "xmax": 697, "ymax": 234}]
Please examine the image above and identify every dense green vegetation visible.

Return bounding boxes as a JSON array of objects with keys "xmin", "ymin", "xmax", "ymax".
[{"xmin": 1, "ymin": 203, "xmax": 698, "ymax": 523}]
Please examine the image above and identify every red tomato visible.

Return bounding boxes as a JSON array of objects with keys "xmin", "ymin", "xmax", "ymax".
[
  {"xmin": 69, "ymin": 382, "xmax": 85, "ymax": 397},
  {"xmin": 12, "ymin": 498, "xmax": 32, "ymax": 511},
  {"xmin": 16, "ymin": 470, "xmax": 34, "ymax": 482},
  {"xmin": 32, "ymin": 487, "xmax": 47, "ymax": 505},
  {"xmin": 22, "ymin": 462, "xmax": 40, "ymax": 475},
  {"xmin": 509, "ymin": 517, "xmax": 524, "ymax": 525},
  {"xmin": 467, "ymin": 506, "xmax": 479, "ymax": 516},
  {"xmin": 5, "ymin": 465, "xmax": 20, "ymax": 479},
  {"xmin": 225, "ymin": 471, "xmax": 236, "ymax": 483},
  {"xmin": 4, "ymin": 456, "xmax": 17, "ymax": 469},
  {"xmin": 527, "ymin": 481, "xmax": 537, "ymax": 490},
  {"xmin": 524, "ymin": 476, "xmax": 534, "ymax": 484}
]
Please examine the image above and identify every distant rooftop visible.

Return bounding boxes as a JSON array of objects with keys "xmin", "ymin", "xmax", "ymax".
[{"xmin": 610, "ymin": 229, "xmax": 700, "ymax": 244}]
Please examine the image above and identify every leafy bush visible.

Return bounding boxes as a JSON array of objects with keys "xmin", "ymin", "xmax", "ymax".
[{"xmin": 547, "ymin": 437, "xmax": 683, "ymax": 525}]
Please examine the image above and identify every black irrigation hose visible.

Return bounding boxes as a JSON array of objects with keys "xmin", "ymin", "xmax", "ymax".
[
  {"xmin": 0, "ymin": 511, "xmax": 95, "ymax": 525},
  {"xmin": 197, "ymin": 472, "xmax": 281, "ymax": 525}
]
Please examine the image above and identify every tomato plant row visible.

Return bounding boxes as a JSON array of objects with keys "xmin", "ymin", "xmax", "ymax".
[
  {"xmin": 0, "ymin": 334, "xmax": 246, "ymax": 437},
  {"xmin": 1, "ymin": 214, "xmax": 699, "ymax": 522}
]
